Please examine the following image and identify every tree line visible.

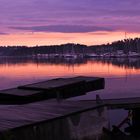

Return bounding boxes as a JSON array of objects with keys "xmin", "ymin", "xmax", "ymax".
[{"xmin": 0, "ymin": 38, "xmax": 140, "ymax": 56}]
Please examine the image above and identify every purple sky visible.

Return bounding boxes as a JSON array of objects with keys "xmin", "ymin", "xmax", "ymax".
[{"xmin": 0, "ymin": 0, "xmax": 140, "ymax": 45}]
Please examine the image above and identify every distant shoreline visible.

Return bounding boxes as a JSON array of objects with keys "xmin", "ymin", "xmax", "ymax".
[{"xmin": 0, "ymin": 52, "xmax": 140, "ymax": 59}]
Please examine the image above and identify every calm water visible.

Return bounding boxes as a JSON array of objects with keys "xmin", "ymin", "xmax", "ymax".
[{"xmin": 0, "ymin": 57, "xmax": 140, "ymax": 98}]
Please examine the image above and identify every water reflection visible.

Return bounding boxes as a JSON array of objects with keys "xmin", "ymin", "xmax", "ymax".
[
  {"xmin": 96, "ymin": 57, "xmax": 140, "ymax": 69},
  {"xmin": 1, "ymin": 57, "xmax": 140, "ymax": 69},
  {"xmin": 0, "ymin": 57, "xmax": 88, "ymax": 66},
  {"xmin": 0, "ymin": 57, "xmax": 140, "ymax": 90},
  {"xmin": 0, "ymin": 57, "xmax": 140, "ymax": 73}
]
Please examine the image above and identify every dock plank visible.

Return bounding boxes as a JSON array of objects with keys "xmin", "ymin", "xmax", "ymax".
[
  {"xmin": 18, "ymin": 78, "xmax": 87, "ymax": 99},
  {"xmin": 18, "ymin": 78, "xmax": 85, "ymax": 90},
  {"xmin": 0, "ymin": 100, "xmax": 104, "ymax": 132},
  {"xmin": 18, "ymin": 76, "xmax": 105, "ymax": 92}
]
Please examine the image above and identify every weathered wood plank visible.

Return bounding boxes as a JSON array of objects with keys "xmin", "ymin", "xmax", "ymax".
[
  {"xmin": 18, "ymin": 76, "xmax": 105, "ymax": 92},
  {"xmin": 18, "ymin": 78, "xmax": 85, "ymax": 90},
  {"xmin": 0, "ymin": 100, "xmax": 105, "ymax": 132},
  {"xmin": 18, "ymin": 78, "xmax": 87, "ymax": 99}
]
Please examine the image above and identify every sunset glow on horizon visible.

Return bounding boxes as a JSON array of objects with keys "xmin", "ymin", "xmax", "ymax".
[
  {"xmin": 0, "ymin": 0, "xmax": 139, "ymax": 46},
  {"xmin": 0, "ymin": 31, "xmax": 140, "ymax": 46}
]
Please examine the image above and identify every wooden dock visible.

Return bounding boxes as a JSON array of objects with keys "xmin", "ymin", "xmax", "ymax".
[
  {"xmin": 0, "ymin": 100, "xmax": 107, "ymax": 140},
  {"xmin": 78, "ymin": 87, "xmax": 140, "ymax": 109},
  {"xmin": 0, "ymin": 76, "xmax": 105, "ymax": 104},
  {"xmin": 0, "ymin": 100, "xmax": 104, "ymax": 132},
  {"xmin": 1, "ymin": 76, "xmax": 140, "ymax": 139},
  {"xmin": 81, "ymin": 97, "xmax": 140, "ymax": 109},
  {"xmin": 18, "ymin": 76, "xmax": 104, "ymax": 93},
  {"xmin": 0, "ymin": 76, "xmax": 107, "ymax": 140},
  {"xmin": 105, "ymin": 97, "xmax": 140, "ymax": 109}
]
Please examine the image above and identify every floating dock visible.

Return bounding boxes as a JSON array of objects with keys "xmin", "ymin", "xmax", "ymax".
[{"xmin": 0, "ymin": 76, "xmax": 105, "ymax": 104}]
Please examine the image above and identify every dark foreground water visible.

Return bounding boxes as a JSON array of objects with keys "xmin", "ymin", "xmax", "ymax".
[{"xmin": 0, "ymin": 57, "xmax": 140, "ymax": 139}]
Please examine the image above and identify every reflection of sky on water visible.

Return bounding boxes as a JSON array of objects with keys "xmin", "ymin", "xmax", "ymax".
[{"xmin": 0, "ymin": 58, "xmax": 140, "ymax": 94}]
